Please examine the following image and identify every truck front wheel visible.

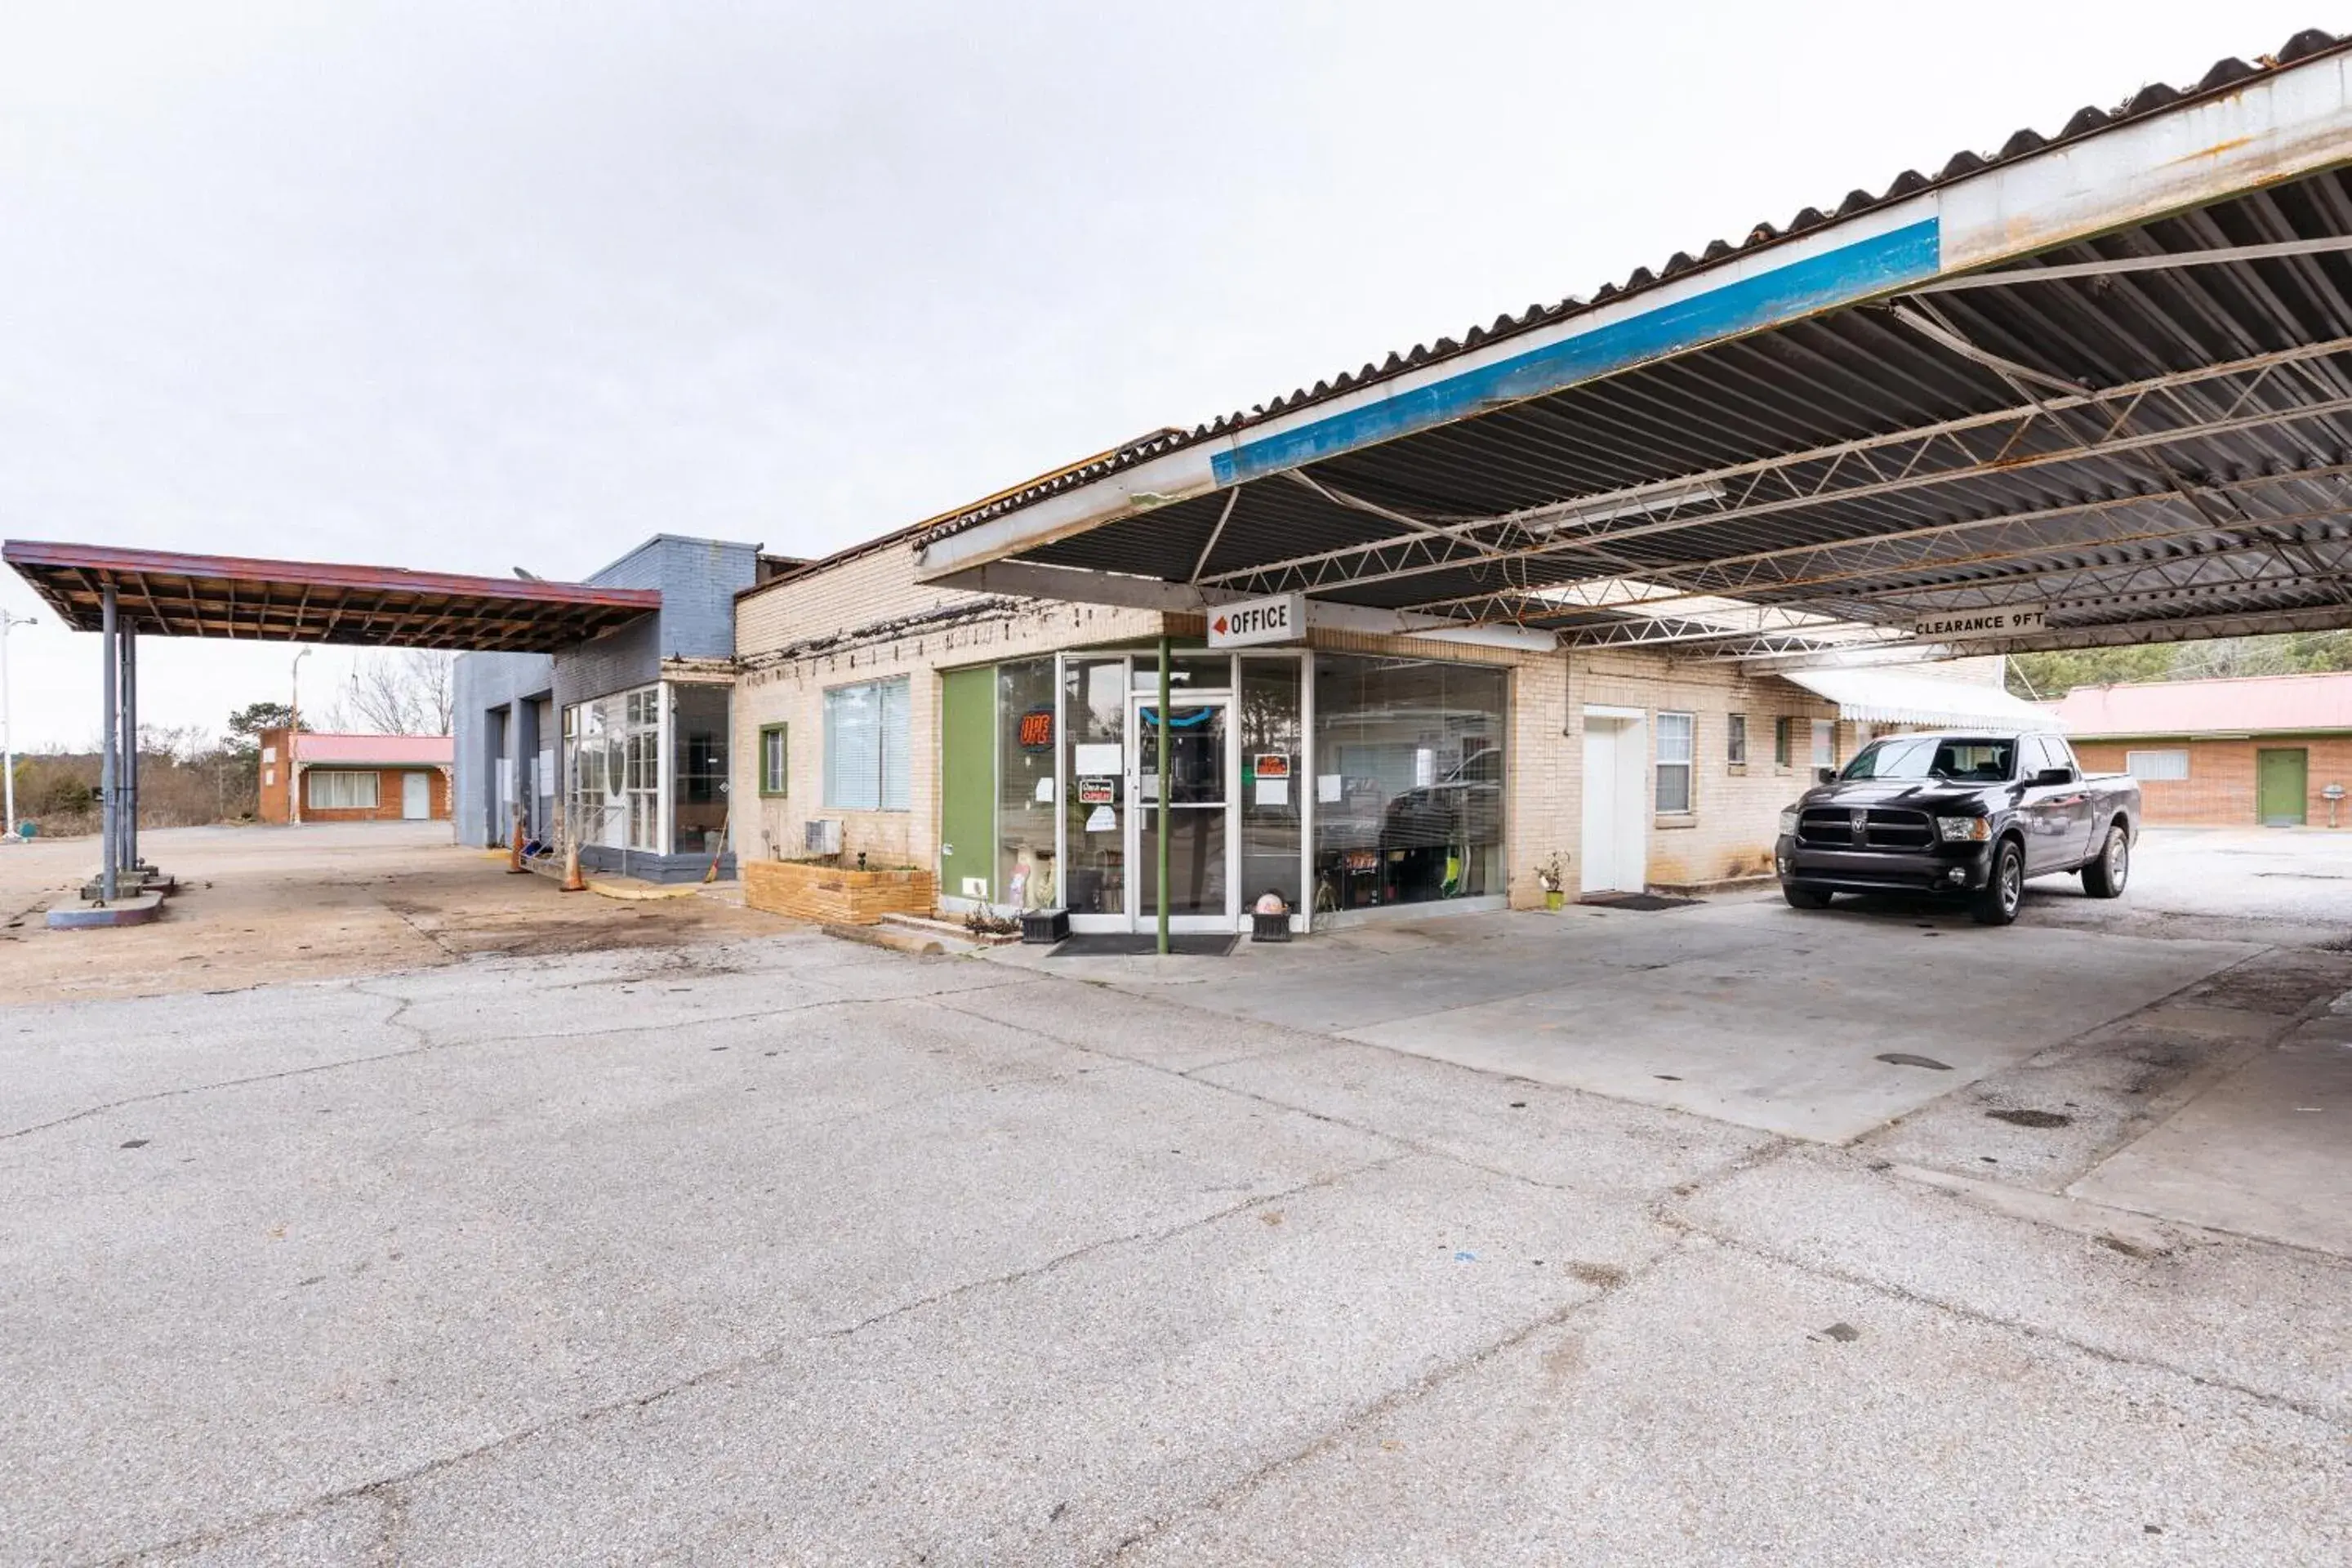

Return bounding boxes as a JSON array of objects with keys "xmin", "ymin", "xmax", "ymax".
[{"xmin": 1971, "ymin": 840, "xmax": 2024, "ymax": 926}]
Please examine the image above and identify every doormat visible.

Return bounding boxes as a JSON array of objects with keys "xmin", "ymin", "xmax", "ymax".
[
  {"xmin": 1049, "ymin": 933, "xmax": 1240, "ymax": 957},
  {"xmin": 1580, "ymin": 893, "xmax": 1701, "ymax": 912}
]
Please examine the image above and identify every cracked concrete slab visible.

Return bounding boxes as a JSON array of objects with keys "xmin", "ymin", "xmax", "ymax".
[
  {"xmin": 1116, "ymin": 1241, "xmax": 2350, "ymax": 1566},
  {"xmin": 368, "ymin": 1156, "xmax": 1676, "ymax": 1567},
  {"xmin": 1672, "ymin": 1148, "xmax": 2352, "ymax": 1423},
  {"xmin": 6, "ymin": 829, "xmax": 2349, "ymax": 1563}
]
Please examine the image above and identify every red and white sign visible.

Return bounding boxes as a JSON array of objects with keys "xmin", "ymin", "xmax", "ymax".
[{"xmin": 1208, "ymin": 592, "xmax": 1305, "ymax": 648}]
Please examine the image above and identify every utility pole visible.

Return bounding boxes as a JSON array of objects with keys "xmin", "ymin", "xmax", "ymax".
[{"xmin": 0, "ymin": 608, "xmax": 32, "ymax": 842}]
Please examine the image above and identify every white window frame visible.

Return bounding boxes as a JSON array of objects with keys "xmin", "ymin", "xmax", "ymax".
[
  {"xmin": 2126, "ymin": 747, "xmax": 2189, "ymax": 782},
  {"xmin": 307, "ymin": 770, "xmax": 381, "ymax": 811},
  {"xmin": 824, "ymin": 675, "xmax": 911, "ymax": 812},
  {"xmin": 1656, "ymin": 711, "xmax": 1695, "ymax": 813},
  {"xmin": 1726, "ymin": 713, "xmax": 1748, "ymax": 767},
  {"xmin": 1811, "ymin": 719, "xmax": 1837, "ymax": 770}
]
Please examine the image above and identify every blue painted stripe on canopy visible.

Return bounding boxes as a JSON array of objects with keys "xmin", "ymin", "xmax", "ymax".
[{"xmin": 1211, "ymin": 216, "xmax": 1941, "ymax": 486}]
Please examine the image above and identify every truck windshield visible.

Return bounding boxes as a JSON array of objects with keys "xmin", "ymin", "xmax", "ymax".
[{"xmin": 1841, "ymin": 737, "xmax": 2016, "ymax": 782}]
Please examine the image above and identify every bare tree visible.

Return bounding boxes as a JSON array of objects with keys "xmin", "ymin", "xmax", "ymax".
[{"xmin": 341, "ymin": 650, "xmax": 457, "ymax": 735}]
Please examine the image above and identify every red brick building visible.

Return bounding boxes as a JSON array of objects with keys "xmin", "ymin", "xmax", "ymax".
[
  {"xmin": 2050, "ymin": 674, "xmax": 2352, "ymax": 829},
  {"xmin": 257, "ymin": 728, "xmax": 453, "ymax": 825}
]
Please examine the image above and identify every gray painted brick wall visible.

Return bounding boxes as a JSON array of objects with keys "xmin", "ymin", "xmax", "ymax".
[
  {"xmin": 452, "ymin": 651, "xmax": 554, "ymax": 848},
  {"xmin": 452, "ymin": 535, "xmax": 760, "ymax": 858}
]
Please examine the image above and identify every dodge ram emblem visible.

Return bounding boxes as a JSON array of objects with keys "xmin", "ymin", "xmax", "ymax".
[{"xmin": 1849, "ymin": 809, "xmax": 1869, "ymax": 844}]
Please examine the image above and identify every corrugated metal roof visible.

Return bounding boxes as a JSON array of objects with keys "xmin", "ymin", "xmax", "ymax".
[
  {"xmin": 2047, "ymin": 670, "xmax": 2352, "ymax": 735},
  {"xmin": 294, "ymin": 733, "xmax": 454, "ymax": 766},
  {"xmin": 2, "ymin": 541, "xmax": 660, "ymax": 652},
  {"xmin": 916, "ymin": 26, "xmax": 2352, "ymax": 549}
]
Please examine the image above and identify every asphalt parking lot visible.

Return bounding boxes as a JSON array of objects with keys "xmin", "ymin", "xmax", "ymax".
[{"xmin": 2, "ymin": 826, "xmax": 2346, "ymax": 1564}]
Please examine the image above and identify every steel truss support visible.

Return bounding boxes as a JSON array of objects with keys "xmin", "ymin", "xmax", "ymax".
[
  {"xmin": 1734, "ymin": 603, "xmax": 2352, "ymax": 668},
  {"xmin": 1201, "ymin": 335, "xmax": 2352, "ymax": 601},
  {"xmin": 1412, "ymin": 469, "xmax": 2352, "ymax": 635}
]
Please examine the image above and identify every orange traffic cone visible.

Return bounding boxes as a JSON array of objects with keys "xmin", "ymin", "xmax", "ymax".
[
  {"xmin": 560, "ymin": 839, "xmax": 586, "ymax": 893},
  {"xmin": 507, "ymin": 818, "xmax": 528, "ymax": 875}
]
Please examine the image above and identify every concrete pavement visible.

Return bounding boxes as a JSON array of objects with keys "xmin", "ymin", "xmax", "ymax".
[{"xmin": 2, "ymin": 831, "xmax": 2347, "ymax": 1564}]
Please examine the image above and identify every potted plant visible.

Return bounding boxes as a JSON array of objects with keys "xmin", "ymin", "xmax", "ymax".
[{"xmin": 1535, "ymin": 852, "xmax": 1569, "ymax": 911}]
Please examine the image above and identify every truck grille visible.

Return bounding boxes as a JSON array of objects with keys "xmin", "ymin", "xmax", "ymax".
[{"xmin": 1797, "ymin": 806, "xmax": 1936, "ymax": 851}]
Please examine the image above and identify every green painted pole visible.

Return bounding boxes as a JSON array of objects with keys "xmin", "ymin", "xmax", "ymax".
[{"xmin": 1156, "ymin": 635, "xmax": 1171, "ymax": 956}]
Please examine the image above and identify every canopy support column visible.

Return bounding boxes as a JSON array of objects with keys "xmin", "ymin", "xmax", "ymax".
[
  {"xmin": 121, "ymin": 625, "xmax": 139, "ymax": 873},
  {"xmin": 98, "ymin": 586, "xmax": 118, "ymax": 902}
]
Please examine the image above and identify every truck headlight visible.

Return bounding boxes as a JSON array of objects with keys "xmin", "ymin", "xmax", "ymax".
[
  {"xmin": 1936, "ymin": 816, "xmax": 1991, "ymax": 843},
  {"xmin": 1777, "ymin": 808, "xmax": 1799, "ymax": 836}
]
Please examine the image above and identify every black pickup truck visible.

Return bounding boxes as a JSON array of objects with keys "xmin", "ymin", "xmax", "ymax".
[{"xmin": 1774, "ymin": 731, "xmax": 2140, "ymax": 926}]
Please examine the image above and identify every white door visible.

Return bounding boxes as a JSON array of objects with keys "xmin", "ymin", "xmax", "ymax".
[
  {"xmin": 1580, "ymin": 710, "xmax": 1647, "ymax": 894},
  {"xmin": 401, "ymin": 773, "xmax": 431, "ymax": 820},
  {"xmin": 1126, "ymin": 692, "xmax": 1240, "ymax": 932}
]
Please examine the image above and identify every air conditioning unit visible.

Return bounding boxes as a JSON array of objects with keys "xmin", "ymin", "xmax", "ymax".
[{"xmin": 804, "ymin": 818, "xmax": 844, "ymax": 856}]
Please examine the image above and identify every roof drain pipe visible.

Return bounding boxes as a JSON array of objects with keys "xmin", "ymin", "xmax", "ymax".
[{"xmin": 1156, "ymin": 635, "xmax": 1171, "ymax": 957}]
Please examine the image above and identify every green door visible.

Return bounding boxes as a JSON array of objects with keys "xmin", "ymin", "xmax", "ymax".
[
  {"xmin": 939, "ymin": 666, "xmax": 997, "ymax": 901},
  {"xmin": 2256, "ymin": 747, "xmax": 2308, "ymax": 826}
]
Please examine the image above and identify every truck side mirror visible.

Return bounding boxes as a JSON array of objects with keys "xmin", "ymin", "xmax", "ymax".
[
  {"xmin": 2032, "ymin": 766, "xmax": 2072, "ymax": 787},
  {"xmin": 1815, "ymin": 767, "xmax": 1838, "ymax": 784}
]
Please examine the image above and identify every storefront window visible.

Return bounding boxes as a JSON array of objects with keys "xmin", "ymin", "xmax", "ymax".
[
  {"xmin": 997, "ymin": 659, "xmax": 1058, "ymax": 909},
  {"xmin": 565, "ymin": 683, "xmax": 659, "ymax": 854},
  {"xmin": 1311, "ymin": 654, "xmax": 1506, "ymax": 914},
  {"xmin": 1239, "ymin": 658, "xmax": 1303, "ymax": 913},
  {"xmin": 1062, "ymin": 657, "xmax": 1126, "ymax": 915},
  {"xmin": 670, "ymin": 684, "xmax": 730, "ymax": 859}
]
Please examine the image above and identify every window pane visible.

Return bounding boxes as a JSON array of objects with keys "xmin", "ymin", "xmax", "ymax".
[
  {"xmin": 996, "ymin": 660, "xmax": 1058, "ymax": 907},
  {"xmin": 1062, "ymin": 657, "xmax": 1127, "ymax": 915},
  {"xmin": 1239, "ymin": 660, "xmax": 1303, "ymax": 914},
  {"xmin": 2127, "ymin": 748, "xmax": 2189, "ymax": 781},
  {"xmin": 670, "ymin": 684, "xmax": 730, "ymax": 858},
  {"xmin": 880, "ymin": 676, "xmax": 911, "ymax": 812},
  {"xmin": 824, "ymin": 684, "xmax": 881, "ymax": 811},
  {"xmin": 762, "ymin": 726, "xmax": 788, "ymax": 794},
  {"xmin": 1312, "ymin": 653, "xmax": 1505, "ymax": 912},
  {"xmin": 1656, "ymin": 764, "xmax": 1691, "ymax": 814},
  {"xmin": 1811, "ymin": 719, "xmax": 1835, "ymax": 768},
  {"xmin": 1658, "ymin": 713, "xmax": 1694, "ymax": 764},
  {"xmin": 1727, "ymin": 714, "xmax": 1748, "ymax": 764}
]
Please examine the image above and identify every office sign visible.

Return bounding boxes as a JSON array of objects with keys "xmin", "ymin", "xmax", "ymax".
[
  {"xmin": 1906, "ymin": 606, "xmax": 2047, "ymax": 641},
  {"xmin": 1208, "ymin": 593, "xmax": 1305, "ymax": 648}
]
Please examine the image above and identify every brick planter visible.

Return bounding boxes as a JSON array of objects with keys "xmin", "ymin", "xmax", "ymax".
[{"xmin": 744, "ymin": 858, "xmax": 938, "ymax": 925}]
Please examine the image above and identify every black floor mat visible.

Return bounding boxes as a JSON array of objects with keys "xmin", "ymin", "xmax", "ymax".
[
  {"xmin": 1581, "ymin": 893, "xmax": 1701, "ymax": 911},
  {"xmin": 1048, "ymin": 933, "xmax": 1240, "ymax": 957}
]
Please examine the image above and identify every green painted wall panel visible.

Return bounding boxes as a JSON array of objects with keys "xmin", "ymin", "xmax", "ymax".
[{"xmin": 940, "ymin": 666, "xmax": 996, "ymax": 901}]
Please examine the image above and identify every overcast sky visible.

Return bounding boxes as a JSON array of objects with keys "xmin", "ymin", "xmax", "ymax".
[{"xmin": 0, "ymin": 2, "xmax": 2328, "ymax": 750}]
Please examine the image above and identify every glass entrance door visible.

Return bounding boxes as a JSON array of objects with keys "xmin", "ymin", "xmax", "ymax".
[{"xmin": 1129, "ymin": 693, "xmax": 1237, "ymax": 930}]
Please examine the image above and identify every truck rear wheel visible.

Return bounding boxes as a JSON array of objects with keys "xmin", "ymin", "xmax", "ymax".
[
  {"xmin": 2082, "ymin": 823, "xmax": 2129, "ymax": 898},
  {"xmin": 1971, "ymin": 840, "xmax": 2024, "ymax": 926}
]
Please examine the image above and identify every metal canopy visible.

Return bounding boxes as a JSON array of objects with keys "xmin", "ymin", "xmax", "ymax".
[
  {"xmin": 2, "ymin": 541, "xmax": 660, "ymax": 653},
  {"xmin": 911, "ymin": 32, "xmax": 2352, "ymax": 666}
]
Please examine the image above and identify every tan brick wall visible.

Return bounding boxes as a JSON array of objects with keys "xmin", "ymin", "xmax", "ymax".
[
  {"xmin": 734, "ymin": 546, "xmax": 1165, "ymax": 870},
  {"xmin": 2073, "ymin": 736, "xmax": 2352, "ymax": 827},
  {"xmin": 1568, "ymin": 654, "xmax": 1846, "ymax": 893},
  {"xmin": 733, "ymin": 542, "xmax": 1989, "ymax": 900}
]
